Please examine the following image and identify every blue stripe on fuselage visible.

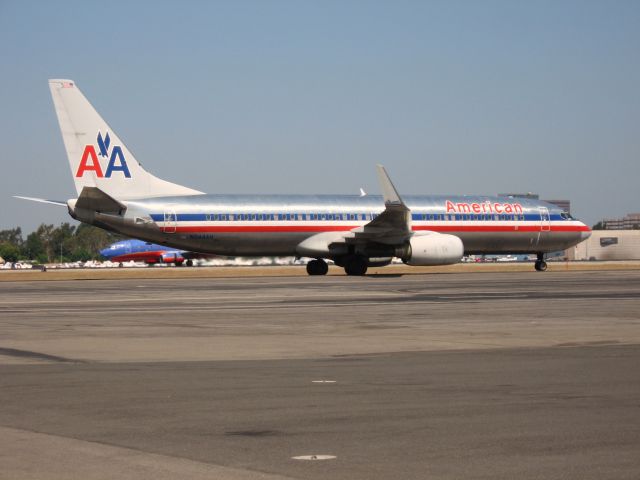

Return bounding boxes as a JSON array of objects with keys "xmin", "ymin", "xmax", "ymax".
[{"xmin": 149, "ymin": 213, "xmax": 566, "ymax": 222}]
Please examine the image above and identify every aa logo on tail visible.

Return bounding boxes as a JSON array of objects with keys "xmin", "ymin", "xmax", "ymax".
[{"xmin": 75, "ymin": 132, "xmax": 131, "ymax": 178}]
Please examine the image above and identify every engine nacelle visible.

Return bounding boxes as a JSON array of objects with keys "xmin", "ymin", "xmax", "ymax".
[
  {"xmin": 404, "ymin": 233, "xmax": 464, "ymax": 266},
  {"xmin": 161, "ymin": 252, "xmax": 185, "ymax": 264}
]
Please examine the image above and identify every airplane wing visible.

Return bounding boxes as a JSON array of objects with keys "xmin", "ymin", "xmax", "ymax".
[
  {"xmin": 296, "ymin": 165, "xmax": 414, "ymax": 258},
  {"xmin": 13, "ymin": 196, "xmax": 67, "ymax": 206},
  {"xmin": 347, "ymin": 165, "xmax": 412, "ymax": 245}
]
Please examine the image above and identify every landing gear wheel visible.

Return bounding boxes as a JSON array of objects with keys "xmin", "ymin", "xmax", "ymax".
[
  {"xmin": 306, "ymin": 259, "xmax": 329, "ymax": 276},
  {"xmin": 186, "ymin": 259, "xmax": 194, "ymax": 267},
  {"xmin": 534, "ymin": 253, "xmax": 547, "ymax": 272},
  {"xmin": 344, "ymin": 255, "xmax": 368, "ymax": 276},
  {"xmin": 535, "ymin": 260, "xmax": 547, "ymax": 272}
]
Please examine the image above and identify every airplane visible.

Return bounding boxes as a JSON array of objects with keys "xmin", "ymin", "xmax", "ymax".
[
  {"xmin": 15, "ymin": 79, "xmax": 591, "ymax": 275},
  {"xmin": 99, "ymin": 239, "xmax": 206, "ymax": 267}
]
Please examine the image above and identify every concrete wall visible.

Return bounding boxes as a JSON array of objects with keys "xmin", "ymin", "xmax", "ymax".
[{"xmin": 569, "ymin": 230, "xmax": 640, "ymax": 260}]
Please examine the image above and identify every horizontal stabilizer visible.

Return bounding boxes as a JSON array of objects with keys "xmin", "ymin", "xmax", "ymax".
[
  {"xmin": 75, "ymin": 187, "xmax": 125, "ymax": 213},
  {"xmin": 13, "ymin": 196, "xmax": 67, "ymax": 206}
]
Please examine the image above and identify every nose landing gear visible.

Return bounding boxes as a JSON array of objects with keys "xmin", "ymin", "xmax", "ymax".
[{"xmin": 534, "ymin": 253, "xmax": 547, "ymax": 272}]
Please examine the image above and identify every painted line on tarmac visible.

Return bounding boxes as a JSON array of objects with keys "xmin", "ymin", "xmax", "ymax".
[
  {"xmin": 0, "ymin": 299, "xmax": 524, "ymax": 314},
  {"xmin": 292, "ymin": 455, "xmax": 336, "ymax": 461},
  {"xmin": 0, "ymin": 290, "xmax": 406, "ymax": 305},
  {"xmin": 5, "ymin": 295, "xmax": 639, "ymax": 315}
]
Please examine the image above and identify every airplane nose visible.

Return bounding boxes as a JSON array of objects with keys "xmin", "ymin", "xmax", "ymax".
[{"xmin": 580, "ymin": 224, "xmax": 592, "ymax": 241}]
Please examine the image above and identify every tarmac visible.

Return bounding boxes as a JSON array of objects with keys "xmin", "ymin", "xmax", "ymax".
[{"xmin": 1, "ymin": 268, "xmax": 639, "ymax": 479}]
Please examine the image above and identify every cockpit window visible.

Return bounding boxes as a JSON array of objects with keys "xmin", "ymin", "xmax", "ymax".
[{"xmin": 560, "ymin": 211, "xmax": 575, "ymax": 220}]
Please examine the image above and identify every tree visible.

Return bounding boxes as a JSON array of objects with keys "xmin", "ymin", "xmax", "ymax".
[
  {"xmin": 0, "ymin": 227, "xmax": 23, "ymax": 246},
  {"xmin": 50, "ymin": 223, "xmax": 75, "ymax": 262},
  {"xmin": 34, "ymin": 224, "xmax": 57, "ymax": 263},
  {"xmin": 592, "ymin": 221, "xmax": 605, "ymax": 230},
  {"xmin": 1, "ymin": 223, "xmax": 124, "ymax": 263},
  {"xmin": 23, "ymin": 231, "xmax": 46, "ymax": 263},
  {"xmin": 0, "ymin": 242, "xmax": 21, "ymax": 263}
]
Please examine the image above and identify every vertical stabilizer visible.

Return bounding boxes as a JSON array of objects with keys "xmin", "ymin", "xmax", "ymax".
[{"xmin": 48, "ymin": 79, "xmax": 203, "ymax": 199}]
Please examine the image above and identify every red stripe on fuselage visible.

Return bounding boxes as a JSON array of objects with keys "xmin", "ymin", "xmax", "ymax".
[
  {"xmin": 110, "ymin": 251, "xmax": 168, "ymax": 263},
  {"xmin": 160, "ymin": 224, "xmax": 590, "ymax": 234}
]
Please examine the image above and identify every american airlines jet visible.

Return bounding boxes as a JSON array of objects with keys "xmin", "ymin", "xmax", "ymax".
[{"xmin": 17, "ymin": 79, "xmax": 591, "ymax": 275}]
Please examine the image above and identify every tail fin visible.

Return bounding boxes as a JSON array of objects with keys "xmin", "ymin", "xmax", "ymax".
[{"xmin": 48, "ymin": 79, "xmax": 203, "ymax": 200}]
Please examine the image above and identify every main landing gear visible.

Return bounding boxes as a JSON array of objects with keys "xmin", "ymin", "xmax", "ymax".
[
  {"xmin": 343, "ymin": 255, "xmax": 368, "ymax": 276},
  {"xmin": 306, "ymin": 258, "xmax": 329, "ymax": 276},
  {"xmin": 306, "ymin": 255, "xmax": 369, "ymax": 276},
  {"xmin": 534, "ymin": 253, "xmax": 547, "ymax": 272}
]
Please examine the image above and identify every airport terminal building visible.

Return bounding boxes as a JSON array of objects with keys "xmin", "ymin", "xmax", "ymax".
[
  {"xmin": 602, "ymin": 213, "xmax": 640, "ymax": 230},
  {"xmin": 568, "ymin": 230, "xmax": 640, "ymax": 261}
]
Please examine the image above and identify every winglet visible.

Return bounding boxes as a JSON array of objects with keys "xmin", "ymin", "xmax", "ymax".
[{"xmin": 376, "ymin": 164, "xmax": 405, "ymax": 206}]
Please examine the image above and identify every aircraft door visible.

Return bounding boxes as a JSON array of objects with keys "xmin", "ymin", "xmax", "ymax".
[
  {"xmin": 536, "ymin": 207, "xmax": 551, "ymax": 246},
  {"xmin": 164, "ymin": 209, "xmax": 177, "ymax": 234}
]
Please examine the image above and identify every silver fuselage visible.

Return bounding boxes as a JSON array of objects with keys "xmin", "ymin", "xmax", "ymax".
[{"xmin": 77, "ymin": 193, "xmax": 591, "ymax": 258}]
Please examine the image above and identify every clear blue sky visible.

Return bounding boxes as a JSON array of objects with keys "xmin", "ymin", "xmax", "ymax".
[{"xmin": 1, "ymin": 0, "xmax": 639, "ymax": 232}]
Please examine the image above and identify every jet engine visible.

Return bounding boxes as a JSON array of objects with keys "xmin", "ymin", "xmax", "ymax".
[
  {"xmin": 403, "ymin": 232, "xmax": 464, "ymax": 266},
  {"xmin": 160, "ymin": 252, "xmax": 185, "ymax": 264}
]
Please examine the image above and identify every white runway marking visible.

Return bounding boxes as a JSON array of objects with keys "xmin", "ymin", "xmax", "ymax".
[
  {"xmin": 291, "ymin": 455, "xmax": 337, "ymax": 461},
  {"xmin": 0, "ymin": 290, "xmax": 404, "ymax": 305},
  {"xmin": 311, "ymin": 380, "xmax": 336, "ymax": 383}
]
